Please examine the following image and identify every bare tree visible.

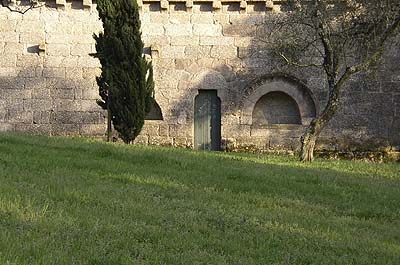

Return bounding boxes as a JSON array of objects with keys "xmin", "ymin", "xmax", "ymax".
[
  {"xmin": 266, "ymin": 0, "xmax": 400, "ymax": 161},
  {"xmin": 1, "ymin": 0, "xmax": 43, "ymax": 14}
]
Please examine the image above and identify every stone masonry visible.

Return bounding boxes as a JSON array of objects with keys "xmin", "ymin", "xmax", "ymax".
[{"xmin": 0, "ymin": 0, "xmax": 399, "ymax": 152}]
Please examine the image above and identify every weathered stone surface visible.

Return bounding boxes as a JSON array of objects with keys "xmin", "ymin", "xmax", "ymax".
[
  {"xmin": 191, "ymin": 14, "xmax": 214, "ymax": 24},
  {"xmin": 211, "ymin": 45, "xmax": 237, "ymax": 59},
  {"xmin": 165, "ymin": 24, "xmax": 192, "ymax": 36},
  {"xmin": 200, "ymin": 36, "xmax": 234, "ymax": 46},
  {"xmin": 0, "ymin": 32, "xmax": 19, "ymax": 43},
  {"xmin": 0, "ymin": 3, "xmax": 398, "ymax": 153},
  {"xmin": 142, "ymin": 23, "xmax": 165, "ymax": 36},
  {"xmin": 0, "ymin": 54, "xmax": 16, "ymax": 67},
  {"xmin": 193, "ymin": 24, "xmax": 222, "ymax": 36},
  {"xmin": 223, "ymin": 24, "xmax": 257, "ymax": 37},
  {"xmin": 185, "ymin": 46, "xmax": 212, "ymax": 58},
  {"xmin": 3, "ymin": 43, "xmax": 23, "ymax": 55},
  {"xmin": 71, "ymin": 44, "xmax": 92, "ymax": 56},
  {"xmin": 170, "ymin": 36, "xmax": 199, "ymax": 46},
  {"xmin": 169, "ymin": 14, "xmax": 191, "ymax": 24}
]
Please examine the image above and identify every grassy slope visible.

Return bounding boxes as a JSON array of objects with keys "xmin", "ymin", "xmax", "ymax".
[{"xmin": 0, "ymin": 133, "xmax": 399, "ymax": 265}]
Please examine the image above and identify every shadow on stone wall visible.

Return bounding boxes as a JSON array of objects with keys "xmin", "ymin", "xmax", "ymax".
[
  {"xmin": 0, "ymin": 67, "xmax": 107, "ymax": 137},
  {"xmin": 148, "ymin": 9, "xmax": 400, "ymax": 153}
]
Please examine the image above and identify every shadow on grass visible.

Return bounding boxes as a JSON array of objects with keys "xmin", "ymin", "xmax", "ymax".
[{"xmin": 0, "ymin": 133, "xmax": 400, "ymax": 264}]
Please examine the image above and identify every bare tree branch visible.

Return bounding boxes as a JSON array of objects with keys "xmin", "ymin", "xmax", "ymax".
[{"xmin": 1, "ymin": 0, "xmax": 44, "ymax": 14}]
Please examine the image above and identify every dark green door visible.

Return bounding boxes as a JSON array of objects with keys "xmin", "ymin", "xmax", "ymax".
[{"xmin": 194, "ymin": 90, "xmax": 221, "ymax": 151}]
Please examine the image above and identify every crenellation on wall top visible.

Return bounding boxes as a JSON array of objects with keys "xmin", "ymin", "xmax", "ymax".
[{"xmin": 2, "ymin": 0, "xmax": 284, "ymax": 11}]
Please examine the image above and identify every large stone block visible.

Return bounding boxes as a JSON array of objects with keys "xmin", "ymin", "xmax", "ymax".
[
  {"xmin": 159, "ymin": 45, "xmax": 186, "ymax": 59},
  {"xmin": 15, "ymin": 124, "xmax": 51, "ymax": 134},
  {"xmin": 0, "ymin": 123, "xmax": 13, "ymax": 132},
  {"xmin": 0, "ymin": 67, "xmax": 18, "ymax": 77},
  {"xmin": 5, "ymin": 98, "xmax": 24, "ymax": 112},
  {"xmin": 141, "ymin": 23, "xmax": 165, "ymax": 36},
  {"xmin": 16, "ymin": 55, "xmax": 43, "ymax": 67},
  {"xmin": 230, "ymin": 14, "xmax": 265, "ymax": 25},
  {"xmin": 191, "ymin": 14, "xmax": 214, "ymax": 24},
  {"xmin": 0, "ymin": 54, "xmax": 16, "ymax": 67},
  {"xmin": 133, "ymin": 135, "xmax": 149, "ymax": 145},
  {"xmin": 71, "ymin": 44, "xmax": 93, "ymax": 56},
  {"xmin": 29, "ymin": 99, "xmax": 53, "ymax": 111},
  {"xmin": 149, "ymin": 13, "xmax": 169, "ymax": 24},
  {"xmin": 211, "ymin": 45, "xmax": 237, "ymax": 59},
  {"xmin": 81, "ymin": 100, "xmax": 102, "ymax": 112},
  {"xmin": 148, "ymin": 136, "xmax": 173, "ymax": 146},
  {"xmin": 8, "ymin": 110, "xmax": 33, "ymax": 123},
  {"xmin": 170, "ymin": 36, "xmax": 199, "ymax": 46},
  {"xmin": 143, "ymin": 35, "xmax": 170, "ymax": 46},
  {"xmin": 46, "ymin": 33, "xmax": 71, "ymax": 44},
  {"xmin": 66, "ymin": 68, "xmax": 83, "ymax": 79},
  {"xmin": 48, "ymin": 22, "xmax": 82, "ymax": 35},
  {"xmin": 82, "ymin": 67, "xmax": 101, "ymax": 80},
  {"xmin": 0, "ymin": 77, "xmax": 24, "ymax": 89},
  {"xmin": 0, "ymin": 89, "xmax": 31, "ymax": 100},
  {"xmin": 43, "ymin": 67, "xmax": 66, "ymax": 78},
  {"xmin": 199, "ymin": 36, "xmax": 234, "ymax": 46},
  {"xmin": 46, "ymin": 44, "xmax": 70, "ymax": 56},
  {"xmin": 53, "ymin": 99, "xmax": 81, "ymax": 112},
  {"xmin": 33, "ymin": 111, "xmax": 51, "ymax": 124},
  {"xmin": 141, "ymin": 124, "xmax": 160, "ymax": 135},
  {"xmin": 17, "ymin": 20, "xmax": 44, "ymax": 33},
  {"xmin": 0, "ymin": 109, "xmax": 6, "ymax": 122},
  {"xmin": 50, "ymin": 88, "xmax": 75, "ymax": 99},
  {"xmin": 185, "ymin": 45, "xmax": 212, "ymax": 58},
  {"xmin": 223, "ymin": 24, "xmax": 257, "ymax": 37},
  {"xmin": 4, "ymin": 43, "xmax": 24, "ymax": 55},
  {"xmin": 169, "ymin": 14, "xmax": 191, "ymax": 24},
  {"xmin": 193, "ymin": 24, "xmax": 222, "ymax": 36},
  {"xmin": 0, "ymin": 19, "xmax": 17, "ymax": 32},
  {"xmin": 51, "ymin": 124, "xmax": 80, "ymax": 135},
  {"xmin": 0, "ymin": 32, "xmax": 19, "ymax": 43},
  {"xmin": 165, "ymin": 24, "xmax": 192, "ymax": 36},
  {"xmin": 80, "ymin": 124, "xmax": 107, "ymax": 136},
  {"xmin": 77, "ymin": 57, "xmax": 100, "ymax": 68},
  {"xmin": 169, "ymin": 124, "xmax": 190, "ymax": 137},
  {"xmin": 213, "ymin": 14, "xmax": 230, "ymax": 25}
]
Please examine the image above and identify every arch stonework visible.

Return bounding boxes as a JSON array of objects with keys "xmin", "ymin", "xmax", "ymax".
[
  {"xmin": 252, "ymin": 91, "xmax": 302, "ymax": 125},
  {"xmin": 241, "ymin": 76, "xmax": 317, "ymax": 126},
  {"xmin": 189, "ymin": 70, "xmax": 228, "ymax": 102},
  {"xmin": 0, "ymin": 1, "xmax": 398, "ymax": 152}
]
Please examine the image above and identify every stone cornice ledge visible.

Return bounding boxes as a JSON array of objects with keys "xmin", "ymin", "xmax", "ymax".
[
  {"xmin": 2, "ymin": 0, "xmax": 284, "ymax": 10},
  {"xmin": 2, "ymin": 0, "xmax": 93, "ymax": 10}
]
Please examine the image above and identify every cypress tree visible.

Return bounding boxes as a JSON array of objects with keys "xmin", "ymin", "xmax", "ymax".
[{"xmin": 93, "ymin": 0, "xmax": 154, "ymax": 144}]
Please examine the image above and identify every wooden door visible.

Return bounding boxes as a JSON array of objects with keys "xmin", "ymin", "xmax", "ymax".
[{"xmin": 194, "ymin": 90, "xmax": 221, "ymax": 151}]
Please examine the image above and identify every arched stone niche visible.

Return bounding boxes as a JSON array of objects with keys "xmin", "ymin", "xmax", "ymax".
[
  {"xmin": 252, "ymin": 91, "xmax": 302, "ymax": 125},
  {"xmin": 241, "ymin": 75, "xmax": 317, "ymax": 126}
]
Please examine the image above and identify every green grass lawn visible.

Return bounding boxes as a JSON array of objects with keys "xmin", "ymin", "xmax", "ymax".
[{"xmin": 0, "ymin": 133, "xmax": 399, "ymax": 265}]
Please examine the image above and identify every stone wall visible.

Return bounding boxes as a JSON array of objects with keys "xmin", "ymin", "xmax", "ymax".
[
  {"xmin": 0, "ymin": 0, "xmax": 399, "ymax": 152},
  {"xmin": 0, "ymin": 1, "xmax": 104, "ymax": 136}
]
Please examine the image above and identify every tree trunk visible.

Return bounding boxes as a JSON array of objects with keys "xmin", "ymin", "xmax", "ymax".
[
  {"xmin": 300, "ymin": 85, "xmax": 340, "ymax": 162},
  {"xmin": 300, "ymin": 118, "xmax": 324, "ymax": 162},
  {"xmin": 106, "ymin": 100, "xmax": 111, "ymax": 142}
]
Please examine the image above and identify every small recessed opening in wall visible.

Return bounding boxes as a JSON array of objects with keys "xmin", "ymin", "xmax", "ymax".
[
  {"xmin": 248, "ymin": 2, "xmax": 267, "ymax": 13},
  {"xmin": 170, "ymin": 2, "xmax": 186, "ymax": 12},
  {"xmin": 149, "ymin": 2, "xmax": 161, "ymax": 12},
  {"xmin": 145, "ymin": 99, "xmax": 163, "ymax": 120},
  {"xmin": 199, "ymin": 3, "xmax": 213, "ymax": 12},
  {"xmin": 27, "ymin": 45, "xmax": 40, "ymax": 54},
  {"xmin": 223, "ymin": 3, "xmax": 241, "ymax": 13}
]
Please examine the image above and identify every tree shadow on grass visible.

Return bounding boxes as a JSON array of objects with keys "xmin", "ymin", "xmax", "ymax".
[{"xmin": 1, "ymin": 133, "xmax": 400, "ymax": 264}]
